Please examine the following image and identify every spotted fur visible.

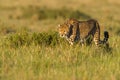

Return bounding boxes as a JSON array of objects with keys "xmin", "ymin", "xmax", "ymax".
[{"xmin": 58, "ymin": 18, "xmax": 109, "ymax": 46}]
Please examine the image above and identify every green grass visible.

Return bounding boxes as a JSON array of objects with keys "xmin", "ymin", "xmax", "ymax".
[
  {"xmin": 0, "ymin": 39, "xmax": 119, "ymax": 80},
  {"xmin": 3, "ymin": 31, "xmax": 64, "ymax": 48},
  {"xmin": 0, "ymin": 0, "xmax": 120, "ymax": 80},
  {"xmin": 0, "ymin": 29, "xmax": 117, "ymax": 80}
]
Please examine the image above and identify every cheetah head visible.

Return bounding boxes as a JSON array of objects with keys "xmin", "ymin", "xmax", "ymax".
[{"xmin": 58, "ymin": 23, "xmax": 71, "ymax": 39}]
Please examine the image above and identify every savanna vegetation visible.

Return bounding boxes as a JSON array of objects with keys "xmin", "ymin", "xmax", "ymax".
[{"xmin": 0, "ymin": 0, "xmax": 120, "ymax": 80}]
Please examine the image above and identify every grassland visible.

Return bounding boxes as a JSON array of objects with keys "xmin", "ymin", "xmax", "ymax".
[{"xmin": 0, "ymin": 0, "xmax": 120, "ymax": 80}]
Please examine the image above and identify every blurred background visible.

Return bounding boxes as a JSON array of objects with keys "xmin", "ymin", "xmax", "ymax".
[{"xmin": 0, "ymin": 0, "xmax": 120, "ymax": 36}]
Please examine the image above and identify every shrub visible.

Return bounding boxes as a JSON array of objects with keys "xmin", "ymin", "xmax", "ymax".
[
  {"xmin": 5, "ymin": 31, "xmax": 31, "ymax": 47},
  {"xmin": 31, "ymin": 32, "xmax": 59, "ymax": 46},
  {"xmin": 3, "ymin": 31, "xmax": 67, "ymax": 48}
]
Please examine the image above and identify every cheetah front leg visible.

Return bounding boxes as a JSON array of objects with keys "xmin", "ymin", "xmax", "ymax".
[
  {"xmin": 67, "ymin": 22, "xmax": 79, "ymax": 45},
  {"xmin": 68, "ymin": 35, "xmax": 76, "ymax": 45}
]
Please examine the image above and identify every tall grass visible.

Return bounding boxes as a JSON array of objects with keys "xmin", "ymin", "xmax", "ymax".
[
  {"xmin": 0, "ymin": 0, "xmax": 120, "ymax": 80},
  {"xmin": 0, "ymin": 33, "xmax": 119, "ymax": 80},
  {"xmin": 0, "ymin": 27, "xmax": 120, "ymax": 80},
  {"xmin": 3, "ymin": 31, "xmax": 68, "ymax": 48}
]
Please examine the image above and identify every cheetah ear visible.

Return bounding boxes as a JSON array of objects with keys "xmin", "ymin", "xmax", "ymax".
[
  {"xmin": 58, "ymin": 24, "xmax": 61, "ymax": 28},
  {"xmin": 66, "ymin": 18, "xmax": 70, "ymax": 23}
]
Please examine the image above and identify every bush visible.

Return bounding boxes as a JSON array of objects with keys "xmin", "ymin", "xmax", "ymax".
[
  {"xmin": 5, "ymin": 31, "xmax": 31, "ymax": 47},
  {"xmin": 3, "ymin": 31, "xmax": 67, "ymax": 48},
  {"xmin": 31, "ymin": 32, "xmax": 60, "ymax": 46}
]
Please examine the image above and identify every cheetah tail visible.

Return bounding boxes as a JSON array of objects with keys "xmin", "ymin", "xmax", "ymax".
[{"xmin": 103, "ymin": 31, "xmax": 109, "ymax": 43}]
